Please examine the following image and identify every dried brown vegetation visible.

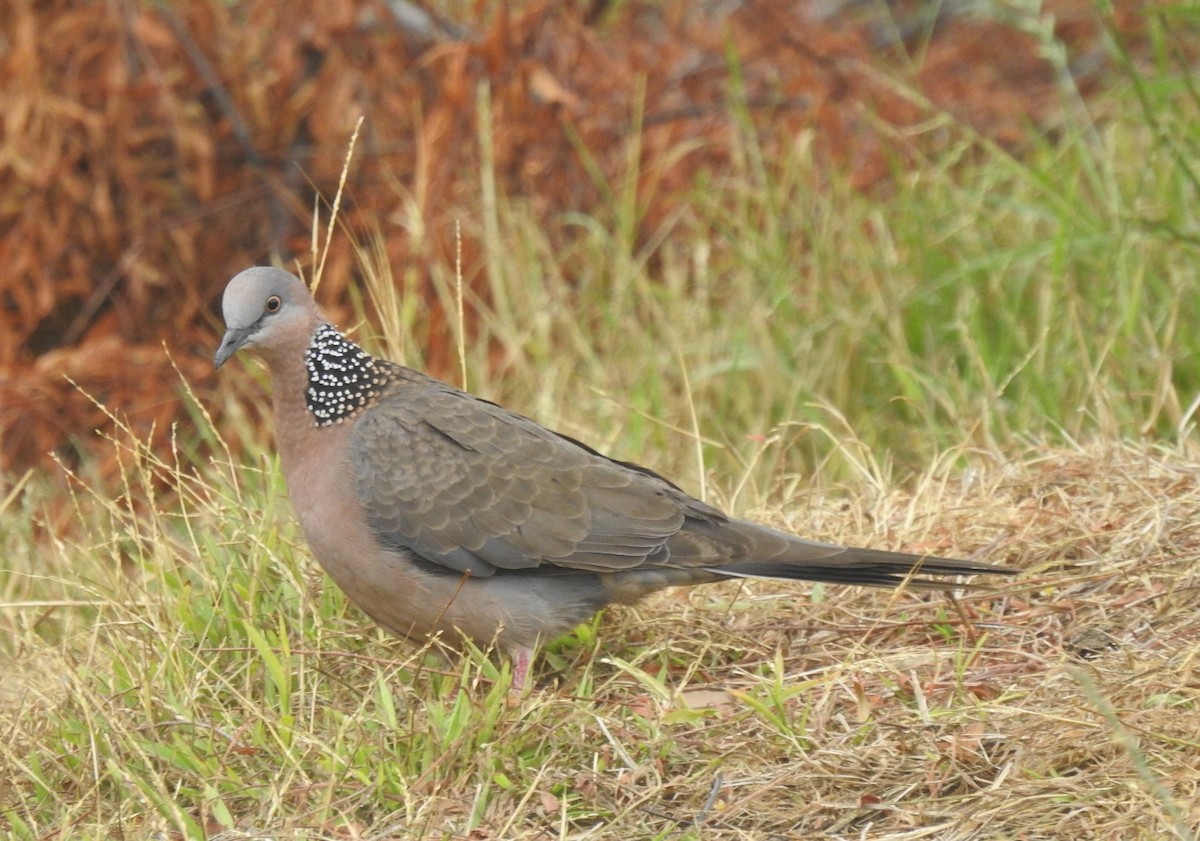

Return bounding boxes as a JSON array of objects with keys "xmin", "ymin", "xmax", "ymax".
[
  {"xmin": 3, "ymin": 436, "xmax": 1199, "ymax": 837},
  {"xmin": 0, "ymin": 0, "xmax": 1147, "ymax": 478}
]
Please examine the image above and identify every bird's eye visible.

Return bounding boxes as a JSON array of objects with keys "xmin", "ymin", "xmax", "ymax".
[{"xmin": 264, "ymin": 295, "xmax": 282, "ymax": 314}]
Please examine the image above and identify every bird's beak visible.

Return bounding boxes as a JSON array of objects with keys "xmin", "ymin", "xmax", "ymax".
[{"xmin": 214, "ymin": 326, "xmax": 255, "ymax": 369}]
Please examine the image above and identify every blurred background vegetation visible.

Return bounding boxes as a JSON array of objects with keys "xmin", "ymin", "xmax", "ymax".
[{"xmin": 2, "ymin": 0, "xmax": 1189, "ymax": 491}]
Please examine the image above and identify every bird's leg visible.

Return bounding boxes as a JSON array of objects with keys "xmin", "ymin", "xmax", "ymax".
[{"xmin": 511, "ymin": 645, "xmax": 534, "ymax": 693}]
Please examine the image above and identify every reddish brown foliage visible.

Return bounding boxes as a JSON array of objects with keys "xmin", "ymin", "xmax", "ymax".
[{"xmin": 0, "ymin": 0, "xmax": 1151, "ymax": 479}]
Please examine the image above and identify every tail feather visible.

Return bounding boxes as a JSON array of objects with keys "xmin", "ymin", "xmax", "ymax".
[{"xmin": 705, "ymin": 545, "xmax": 1016, "ymax": 590}]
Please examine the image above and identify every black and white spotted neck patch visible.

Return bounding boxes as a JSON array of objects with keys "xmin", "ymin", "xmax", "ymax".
[{"xmin": 304, "ymin": 323, "xmax": 392, "ymax": 426}]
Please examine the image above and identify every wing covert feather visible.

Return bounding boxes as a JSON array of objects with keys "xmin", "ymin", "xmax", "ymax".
[{"xmin": 349, "ymin": 368, "xmax": 694, "ymax": 576}]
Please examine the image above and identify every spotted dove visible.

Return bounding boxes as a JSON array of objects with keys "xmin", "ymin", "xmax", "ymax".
[{"xmin": 215, "ymin": 267, "xmax": 1015, "ymax": 689}]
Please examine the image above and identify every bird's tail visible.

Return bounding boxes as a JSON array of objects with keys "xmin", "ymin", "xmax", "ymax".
[
  {"xmin": 603, "ymin": 519, "xmax": 1016, "ymax": 604},
  {"xmin": 704, "ymin": 544, "xmax": 1015, "ymax": 590}
]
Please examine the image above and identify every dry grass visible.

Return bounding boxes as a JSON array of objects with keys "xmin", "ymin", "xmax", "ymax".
[{"xmin": 2, "ymin": 423, "xmax": 1198, "ymax": 838}]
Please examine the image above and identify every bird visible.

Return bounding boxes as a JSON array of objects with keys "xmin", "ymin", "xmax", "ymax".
[{"xmin": 215, "ymin": 266, "xmax": 1016, "ymax": 690}]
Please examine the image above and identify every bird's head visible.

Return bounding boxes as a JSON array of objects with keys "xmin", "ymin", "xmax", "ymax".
[{"xmin": 214, "ymin": 267, "xmax": 319, "ymax": 369}]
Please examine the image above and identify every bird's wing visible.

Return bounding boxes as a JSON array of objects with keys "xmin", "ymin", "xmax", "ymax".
[{"xmin": 349, "ymin": 367, "xmax": 726, "ymax": 576}]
